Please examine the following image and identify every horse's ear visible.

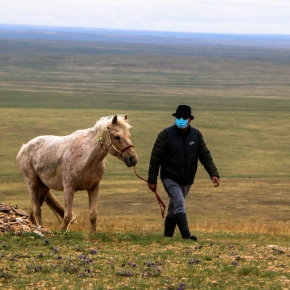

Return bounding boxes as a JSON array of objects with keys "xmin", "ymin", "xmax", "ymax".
[
  {"xmin": 112, "ymin": 115, "xmax": 118, "ymax": 125},
  {"xmin": 124, "ymin": 115, "xmax": 128, "ymax": 121}
]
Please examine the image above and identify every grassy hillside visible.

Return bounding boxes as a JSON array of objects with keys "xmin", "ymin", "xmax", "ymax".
[
  {"xmin": 0, "ymin": 39, "xmax": 290, "ymax": 228},
  {"xmin": 0, "ymin": 35, "xmax": 290, "ymax": 289}
]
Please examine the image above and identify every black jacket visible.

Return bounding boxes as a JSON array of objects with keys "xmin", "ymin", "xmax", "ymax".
[
  {"xmin": 148, "ymin": 124, "xmax": 219, "ymax": 185},
  {"xmin": 160, "ymin": 125, "xmax": 199, "ymax": 185}
]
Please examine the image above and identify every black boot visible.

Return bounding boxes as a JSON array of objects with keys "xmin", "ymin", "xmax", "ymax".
[
  {"xmin": 164, "ymin": 216, "xmax": 176, "ymax": 237},
  {"xmin": 175, "ymin": 212, "xmax": 197, "ymax": 241}
]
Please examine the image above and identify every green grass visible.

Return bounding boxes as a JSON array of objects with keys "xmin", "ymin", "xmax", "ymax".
[
  {"xmin": 0, "ymin": 38, "xmax": 290, "ymax": 288},
  {"xmin": 1, "ymin": 230, "xmax": 290, "ymax": 289}
]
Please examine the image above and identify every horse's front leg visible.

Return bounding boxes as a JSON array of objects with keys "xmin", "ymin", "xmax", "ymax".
[
  {"xmin": 61, "ymin": 187, "xmax": 75, "ymax": 231},
  {"xmin": 87, "ymin": 183, "xmax": 100, "ymax": 234}
]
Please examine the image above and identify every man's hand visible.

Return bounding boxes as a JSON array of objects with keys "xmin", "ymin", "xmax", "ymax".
[
  {"xmin": 148, "ymin": 183, "xmax": 157, "ymax": 192},
  {"xmin": 211, "ymin": 176, "xmax": 220, "ymax": 187}
]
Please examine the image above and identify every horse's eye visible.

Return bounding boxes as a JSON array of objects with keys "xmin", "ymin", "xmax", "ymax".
[{"xmin": 114, "ymin": 136, "xmax": 120, "ymax": 141}]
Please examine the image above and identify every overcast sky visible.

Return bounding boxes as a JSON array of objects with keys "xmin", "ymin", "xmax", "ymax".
[{"xmin": 1, "ymin": 0, "xmax": 290, "ymax": 35}]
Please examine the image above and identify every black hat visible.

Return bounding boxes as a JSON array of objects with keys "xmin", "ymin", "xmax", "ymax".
[{"xmin": 172, "ymin": 105, "xmax": 194, "ymax": 120}]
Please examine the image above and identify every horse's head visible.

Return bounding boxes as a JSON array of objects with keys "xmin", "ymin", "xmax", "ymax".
[{"xmin": 105, "ymin": 115, "xmax": 138, "ymax": 167}]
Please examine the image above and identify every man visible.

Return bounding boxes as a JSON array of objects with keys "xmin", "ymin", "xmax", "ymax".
[{"xmin": 147, "ymin": 104, "xmax": 219, "ymax": 241}]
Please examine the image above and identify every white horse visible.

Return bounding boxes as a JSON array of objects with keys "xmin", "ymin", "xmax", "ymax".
[{"xmin": 16, "ymin": 115, "xmax": 138, "ymax": 233}]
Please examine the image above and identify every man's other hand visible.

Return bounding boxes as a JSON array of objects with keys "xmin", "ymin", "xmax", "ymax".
[{"xmin": 211, "ymin": 176, "xmax": 220, "ymax": 187}]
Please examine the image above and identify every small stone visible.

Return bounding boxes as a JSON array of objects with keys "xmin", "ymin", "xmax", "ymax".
[
  {"xmin": 33, "ymin": 230, "xmax": 44, "ymax": 237},
  {"xmin": 235, "ymin": 255, "xmax": 242, "ymax": 261},
  {"xmin": 11, "ymin": 207, "xmax": 29, "ymax": 217}
]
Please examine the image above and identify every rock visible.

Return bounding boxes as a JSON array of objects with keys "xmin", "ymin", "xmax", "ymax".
[
  {"xmin": 33, "ymin": 230, "xmax": 44, "ymax": 237},
  {"xmin": 20, "ymin": 225, "xmax": 31, "ymax": 232},
  {"xmin": 0, "ymin": 203, "xmax": 11, "ymax": 213},
  {"xmin": 0, "ymin": 203, "xmax": 52, "ymax": 236},
  {"xmin": 267, "ymin": 245, "xmax": 288, "ymax": 255},
  {"xmin": 235, "ymin": 255, "xmax": 242, "ymax": 261},
  {"xmin": 11, "ymin": 207, "xmax": 28, "ymax": 217}
]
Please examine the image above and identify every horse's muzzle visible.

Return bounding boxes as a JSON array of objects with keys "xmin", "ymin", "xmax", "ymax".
[{"xmin": 125, "ymin": 156, "xmax": 138, "ymax": 167}]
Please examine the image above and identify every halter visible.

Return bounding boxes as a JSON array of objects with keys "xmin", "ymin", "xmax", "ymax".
[{"xmin": 98, "ymin": 131, "xmax": 134, "ymax": 155}]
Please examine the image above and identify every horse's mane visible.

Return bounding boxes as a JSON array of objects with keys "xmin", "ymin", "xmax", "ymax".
[{"xmin": 89, "ymin": 115, "xmax": 132, "ymax": 135}]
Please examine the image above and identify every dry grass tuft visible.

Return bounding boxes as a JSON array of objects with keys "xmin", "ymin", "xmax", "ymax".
[
  {"xmin": 44, "ymin": 213, "xmax": 163, "ymax": 234},
  {"xmin": 43, "ymin": 212, "xmax": 290, "ymax": 237}
]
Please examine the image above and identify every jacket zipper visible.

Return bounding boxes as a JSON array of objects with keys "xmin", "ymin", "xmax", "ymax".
[{"xmin": 183, "ymin": 135, "xmax": 187, "ymax": 184}]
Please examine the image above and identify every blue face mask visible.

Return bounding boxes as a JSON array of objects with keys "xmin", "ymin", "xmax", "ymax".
[{"xmin": 175, "ymin": 118, "xmax": 189, "ymax": 129}]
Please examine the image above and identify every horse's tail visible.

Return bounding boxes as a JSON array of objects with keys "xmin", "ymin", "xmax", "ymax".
[{"xmin": 45, "ymin": 192, "xmax": 65, "ymax": 222}]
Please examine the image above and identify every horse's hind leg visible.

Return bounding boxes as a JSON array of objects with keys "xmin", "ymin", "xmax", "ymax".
[
  {"xmin": 17, "ymin": 148, "xmax": 50, "ymax": 226},
  {"xmin": 87, "ymin": 183, "xmax": 100, "ymax": 234},
  {"xmin": 45, "ymin": 192, "xmax": 65, "ymax": 219},
  {"xmin": 25, "ymin": 176, "xmax": 49, "ymax": 226},
  {"xmin": 27, "ymin": 184, "xmax": 43, "ymax": 226}
]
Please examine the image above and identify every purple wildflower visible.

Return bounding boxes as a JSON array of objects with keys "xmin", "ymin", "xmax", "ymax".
[{"xmin": 33, "ymin": 266, "xmax": 42, "ymax": 272}]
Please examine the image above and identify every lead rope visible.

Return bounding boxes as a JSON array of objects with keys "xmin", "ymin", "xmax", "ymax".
[
  {"xmin": 99, "ymin": 133, "xmax": 165, "ymax": 217},
  {"xmin": 134, "ymin": 166, "xmax": 166, "ymax": 218}
]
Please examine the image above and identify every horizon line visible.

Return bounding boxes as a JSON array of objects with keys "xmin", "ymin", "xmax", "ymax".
[{"xmin": 1, "ymin": 23, "xmax": 290, "ymax": 38}]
